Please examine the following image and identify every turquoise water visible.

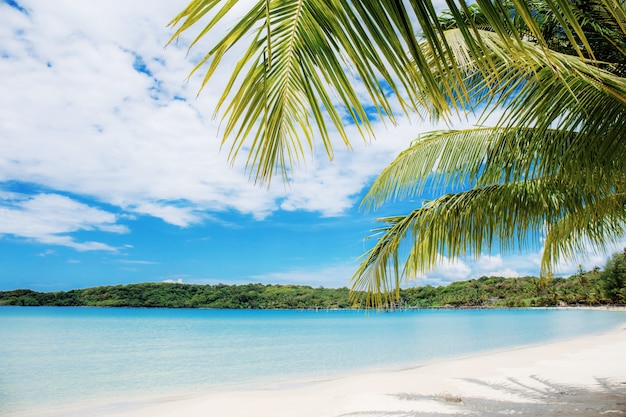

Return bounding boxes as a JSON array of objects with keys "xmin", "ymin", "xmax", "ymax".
[{"xmin": 1, "ymin": 307, "xmax": 625, "ymax": 416}]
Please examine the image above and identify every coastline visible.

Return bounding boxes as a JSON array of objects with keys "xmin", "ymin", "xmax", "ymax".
[{"xmin": 49, "ymin": 322, "xmax": 626, "ymax": 417}]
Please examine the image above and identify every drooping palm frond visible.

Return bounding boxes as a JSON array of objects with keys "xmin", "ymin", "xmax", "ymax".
[
  {"xmin": 420, "ymin": 28, "xmax": 626, "ymax": 147},
  {"xmin": 355, "ymin": 24, "xmax": 626, "ymax": 301},
  {"xmin": 361, "ymin": 127, "xmax": 496, "ymax": 211},
  {"xmin": 168, "ymin": 0, "xmax": 453, "ymax": 183},
  {"xmin": 361, "ymin": 123, "xmax": 626, "ymax": 213},
  {"xmin": 352, "ymin": 173, "xmax": 624, "ymax": 304},
  {"xmin": 542, "ymin": 189, "xmax": 626, "ymax": 273},
  {"xmin": 169, "ymin": 0, "xmax": 601, "ymax": 183}
]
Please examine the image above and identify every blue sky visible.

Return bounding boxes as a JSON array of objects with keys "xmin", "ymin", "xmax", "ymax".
[{"xmin": 0, "ymin": 0, "xmax": 618, "ymax": 292}]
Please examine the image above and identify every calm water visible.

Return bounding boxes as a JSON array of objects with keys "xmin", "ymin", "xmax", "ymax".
[{"xmin": 1, "ymin": 307, "xmax": 625, "ymax": 416}]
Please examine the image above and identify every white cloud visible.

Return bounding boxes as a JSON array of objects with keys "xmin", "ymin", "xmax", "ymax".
[
  {"xmin": 472, "ymin": 253, "xmax": 537, "ymax": 278},
  {"xmin": 163, "ymin": 278, "xmax": 184, "ymax": 284},
  {"xmin": 0, "ymin": 0, "xmax": 448, "ymax": 231},
  {"xmin": 433, "ymin": 259, "xmax": 473, "ymax": 279},
  {"xmin": 0, "ymin": 193, "xmax": 126, "ymax": 251}
]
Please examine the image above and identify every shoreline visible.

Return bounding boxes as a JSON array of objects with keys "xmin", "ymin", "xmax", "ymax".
[{"xmin": 45, "ymin": 322, "xmax": 626, "ymax": 417}]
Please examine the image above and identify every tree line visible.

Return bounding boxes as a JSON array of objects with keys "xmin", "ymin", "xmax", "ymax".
[{"xmin": 2, "ymin": 250, "xmax": 625, "ymax": 309}]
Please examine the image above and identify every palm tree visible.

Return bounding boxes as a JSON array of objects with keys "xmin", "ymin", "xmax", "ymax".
[{"xmin": 169, "ymin": 0, "xmax": 626, "ymax": 306}]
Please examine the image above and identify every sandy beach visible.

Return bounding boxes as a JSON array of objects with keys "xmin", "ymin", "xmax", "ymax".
[{"xmin": 61, "ymin": 322, "xmax": 626, "ymax": 417}]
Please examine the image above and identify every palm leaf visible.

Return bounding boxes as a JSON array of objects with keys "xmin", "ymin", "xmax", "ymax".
[
  {"xmin": 419, "ymin": 28, "xmax": 626, "ymax": 182},
  {"xmin": 361, "ymin": 127, "xmax": 496, "ymax": 211},
  {"xmin": 362, "ymin": 123, "xmax": 626, "ymax": 212},
  {"xmin": 169, "ymin": 0, "xmax": 608, "ymax": 183},
  {"xmin": 352, "ymin": 175, "xmax": 625, "ymax": 304},
  {"xmin": 542, "ymin": 189, "xmax": 626, "ymax": 273}
]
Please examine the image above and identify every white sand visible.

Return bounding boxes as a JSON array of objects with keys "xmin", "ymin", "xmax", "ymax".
[{"xmin": 86, "ymin": 323, "xmax": 626, "ymax": 417}]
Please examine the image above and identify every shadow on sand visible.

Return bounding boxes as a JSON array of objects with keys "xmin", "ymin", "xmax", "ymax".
[{"xmin": 341, "ymin": 376, "xmax": 626, "ymax": 416}]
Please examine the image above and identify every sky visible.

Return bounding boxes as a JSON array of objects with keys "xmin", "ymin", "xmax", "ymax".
[{"xmin": 0, "ymin": 0, "xmax": 620, "ymax": 292}]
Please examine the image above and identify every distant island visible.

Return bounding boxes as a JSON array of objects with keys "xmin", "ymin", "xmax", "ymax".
[{"xmin": 2, "ymin": 254, "xmax": 625, "ymax": 308}]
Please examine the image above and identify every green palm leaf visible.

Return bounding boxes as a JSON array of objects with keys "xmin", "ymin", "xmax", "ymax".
[
  {"xmin": 361, "ymin": 127, "xmax": 496, "ymax": 211},
  {"xmin": 542, "ymin": 191, "xmax": 626, "ymax": 273},
  {"xmin": 352, "ymin": 174, "xmax": 624, "ymax": 304},
  {"xmin": 169, "ymin": 0, "xmax": 605, "ymax": 183},
  {"xmin": 169, "ymin": 0, "xmax": 442, "ymax": 183},
  {"xmin": 362, "ymin": 124, "xmax": 626, "ymax": 211}
]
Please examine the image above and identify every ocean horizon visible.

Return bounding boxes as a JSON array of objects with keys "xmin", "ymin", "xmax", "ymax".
[{"xmin": 1, "ymin": 307, "xmax": 625, "ymax": 417}]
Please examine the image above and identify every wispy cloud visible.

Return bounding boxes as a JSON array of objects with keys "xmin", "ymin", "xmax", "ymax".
[{"xmin": 0, "ymin": 193, "xmax": 126, "ymax": 251}]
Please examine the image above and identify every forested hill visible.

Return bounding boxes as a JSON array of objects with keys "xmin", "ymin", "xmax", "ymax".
[{"xmin": 2, "ymin": 261, "xmax": 625, "ymax": 309}]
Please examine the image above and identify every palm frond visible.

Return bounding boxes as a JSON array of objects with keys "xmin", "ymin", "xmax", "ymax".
[
  {"xmin": 168, "ymin": 0, "xmax": 447, "ymax": 183},
  {"xmin": 362, "ymin": 123, "xmax": 626, "ymax": 213},
  {"xmin": 542, "ymin": 190, "xmax": 626, "ymax": 274},
  {"xmin": 169, "ymin": 0, "xmax": 609, "ymax": 183},
  {"xmin": 353, "ymin": 175, "xmax": 623, "ymax": 304},
  {"xmin": 361, "ymin": 127, "xmax": 497, "ymax": 211},
  {"xmin": 420, "ymin": 29, "xmax": 626, "ymax": 182}
]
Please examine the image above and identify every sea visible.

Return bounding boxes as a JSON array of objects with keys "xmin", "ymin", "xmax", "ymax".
[{"xmin": 1, "ymin": 307, "xmax": 625, "ymax": 416}]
